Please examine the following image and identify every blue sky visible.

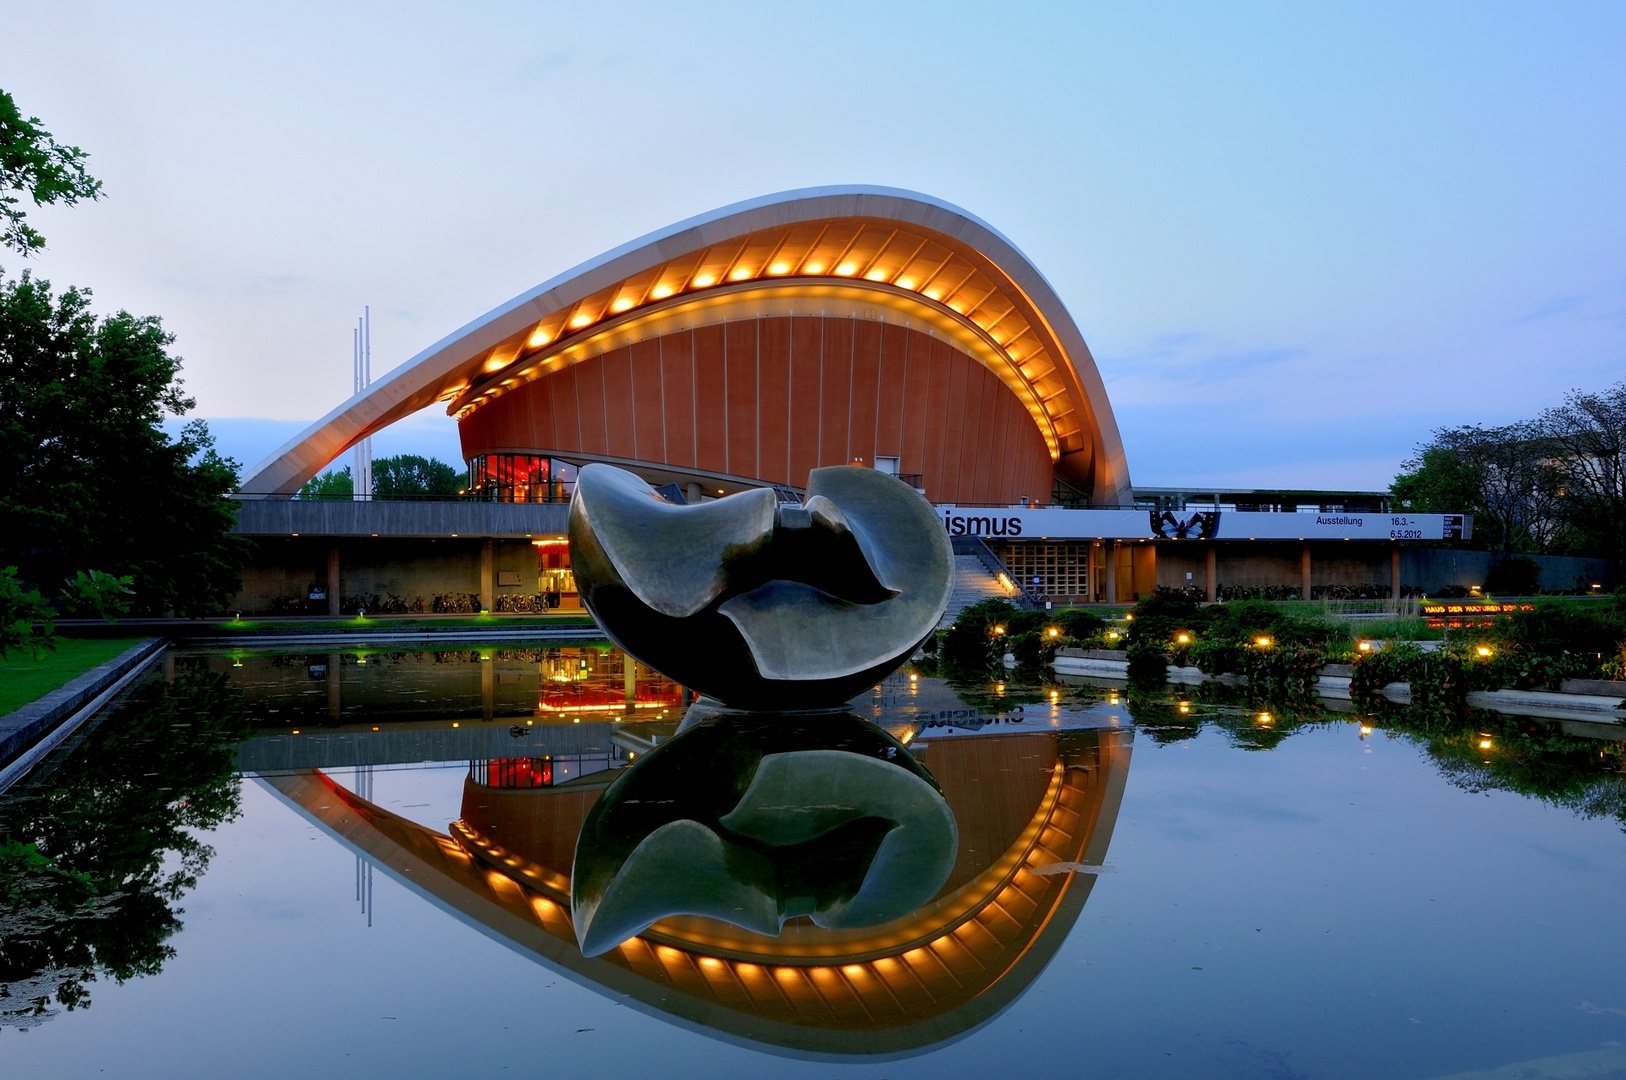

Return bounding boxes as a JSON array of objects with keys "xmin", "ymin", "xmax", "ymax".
[{"xmin": 6, "ymin": 2, "xmax": 1624, "ymax": 489}]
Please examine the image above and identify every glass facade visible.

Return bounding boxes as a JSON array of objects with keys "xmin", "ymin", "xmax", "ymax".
[
  {"xmin": 995, "ymin": 541, "xmax": 1102, "ymax": 599},
  {"xmin": 466, "ymin": 455, "xmax": 579, "ymax": 502}
]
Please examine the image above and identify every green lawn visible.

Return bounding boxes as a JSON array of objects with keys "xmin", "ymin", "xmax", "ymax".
[{"xmin": 0, "ymin": 637, "xmax": 149, "ymax": 715}]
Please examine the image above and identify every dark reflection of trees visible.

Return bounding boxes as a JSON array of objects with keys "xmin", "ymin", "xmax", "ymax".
[
  {"xmin": 1125, "ymin": 680, "xmax": 1626, "ymax": 829},
  {"xmin": 1368, "ymin": 705, "xmax": 1626, "ymax": 829},
  {"xmin": 0, "ymin": 663, "xmax": 248, "ymax": 1030},
  {"xmin": 943, "ymin": 677, "xmax": 1050, "ymax": 714},
  {"xmin": 1124, "ymin": 690, "xmax": 1203, "ymax": 745}
]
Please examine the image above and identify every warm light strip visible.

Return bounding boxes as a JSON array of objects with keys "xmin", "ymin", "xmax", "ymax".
[
  {"xmin": 444, "ymin": 221, "xmax": 1093, "ymax": 460},
  {"xmin": 536, "ymin": 701, "xmax": 672, "ymax": 713},
  {"xmin": 452, "ymin": 282, "xmax": 1064, "ymax": 461}
]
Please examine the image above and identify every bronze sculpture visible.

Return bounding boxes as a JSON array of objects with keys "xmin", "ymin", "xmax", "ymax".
[{"xmin": 568, "ymin": 463, "xmax": 953, "ymax": 710}]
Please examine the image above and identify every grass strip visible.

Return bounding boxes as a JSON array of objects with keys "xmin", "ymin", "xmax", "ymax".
[{"xmin": 0, "ymin": 638, "xmax": 150, "ymax": 715}]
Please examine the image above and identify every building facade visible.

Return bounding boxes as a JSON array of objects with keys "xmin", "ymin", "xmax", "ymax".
[
  {"xmin": 241, "ymin": 186, "xmax": 1133, "ymax": 510},
  {"xmin": 231, "ymin": 188, "xmax": 1532, "ymax": 612}
]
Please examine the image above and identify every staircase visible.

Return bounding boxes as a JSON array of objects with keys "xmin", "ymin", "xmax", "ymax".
[{"xmin": 940, "ymin": 555, "xmax": 1024, "ymax": 627}]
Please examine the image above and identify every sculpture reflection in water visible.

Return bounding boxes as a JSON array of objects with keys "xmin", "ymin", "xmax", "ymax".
[
  {"xmin": 262, "ymin": 717, "xmax": 1133, "ymax": 1058},
  {"xmin": 570, "ymin": 713, "xmax": 958, "ymax": 956}
]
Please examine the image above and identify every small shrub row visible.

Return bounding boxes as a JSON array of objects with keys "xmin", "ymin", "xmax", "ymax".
[{"xmin": 938, "ymin": 598, "xmax": 1108, "ymax": 678}]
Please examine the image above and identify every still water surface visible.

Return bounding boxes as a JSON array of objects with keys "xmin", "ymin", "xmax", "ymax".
[{"xmin": 3, "ymin": 645, "xmax": 1625, "ymax": 1079}]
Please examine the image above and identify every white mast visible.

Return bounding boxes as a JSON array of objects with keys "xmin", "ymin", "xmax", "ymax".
[{"xmin": 352, "ymin": 306, "xmax": 372, "ymax": 498}]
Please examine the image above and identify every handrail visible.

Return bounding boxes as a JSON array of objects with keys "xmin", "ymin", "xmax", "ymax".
[
  {"xmin": 952, "ymin": 535, "xmax": 1043, "ymax": 609},
  {"xmin": 231, "ymin": 491, "xmax": 571, "ymax": 503}
]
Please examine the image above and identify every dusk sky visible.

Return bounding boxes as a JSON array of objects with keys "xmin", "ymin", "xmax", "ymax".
[{"xmin": 4, "ymin": 2, "xmax": 1623, "ymax": 490}]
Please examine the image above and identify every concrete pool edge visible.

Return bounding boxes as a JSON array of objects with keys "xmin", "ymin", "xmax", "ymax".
[{"xmin": 0, "ymin": 637, "xmax": 167, "ymax": 789}]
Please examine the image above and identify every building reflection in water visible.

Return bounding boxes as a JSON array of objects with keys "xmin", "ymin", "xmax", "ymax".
[{"xmin": 259, "ymin": 692, "xmax": 1131, "ymax": 1059}]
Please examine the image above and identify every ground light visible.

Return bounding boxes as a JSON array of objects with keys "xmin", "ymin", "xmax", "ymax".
[
  {"xmin": 1255, "ymin": 636, "xmax": 1273, "ymax": 648},
  {"xmin": 1176, "ymin": 632, "xmax": 1190, "ymax": 645},
  {"xmin": 1258, "ymin": 712, "xmax": 1274, "ymax": 725},
  {"xmin": 1358, "ymin": 641, "xmax": 1374, "ymax": 652},
  {"xmin": 1047, "ymin": 627, "xmax": 1060, "ymax": 638},
  {"xmin": 1476, "ymin": 645, "xmax": 1493, "ymax": 657}
]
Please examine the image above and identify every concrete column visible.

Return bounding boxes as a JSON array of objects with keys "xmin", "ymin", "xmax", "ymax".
[
  {"xmin": 326, "ymin": 547, "xmax": 341, "ymax": 617},
  {"xmin": 685, "ymin": 481, "xmax": 702, "ymax": 504},
  {"xmin": 1301, "ymin": 545, "xmax": 1312, "ymax": 602},
  {"xmin": 1091, "ymin": 540, "xmax": 1103, "ymax": 602},
  {"xmin": 480, "ymin": 539, "xmax": 494, "ymax": 612},
  {"xmin": 326, "ymin": 652, "xmax": 341, "ymax": 719},
  {"xmin": 1205, "ymin": 545, "xmax": 1217, "ymax": 603},
  {"xmin": 1104, "ymin": 541, "xmax": 1118, "ymax": 605},
  {"xmin": 480, "ymin": 654, "xmax": 493, "ymax": 721},
  {"xmin": 1391, "ymin": 545, "xmax": 1402, "ymax": 601},
  {"xmin": 624, "ymin": 657, "xmax": 637, "ymax": 713}
]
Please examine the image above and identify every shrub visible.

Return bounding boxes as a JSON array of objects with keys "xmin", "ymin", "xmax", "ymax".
[
  {"xmin": 941, "ymin": 598, "xmax": 1022, "ymax": 674},
  {"xmin": 1125, "ymin": 641, "xmax": 1169, "ymax": 687},
  {"xmin": 58, "ymin": 569, "xmax": 134, "ymax": 621},
  {"xmin": 0, "ymin": 565, "xmax": 55, "ymax": 657},
  {"xmin": 1053, "ymin": 607, "xmax": 1107, "ymax": 642}
]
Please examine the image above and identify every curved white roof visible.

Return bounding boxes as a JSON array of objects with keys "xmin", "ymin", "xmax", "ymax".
[{"xmin": 240, "ymin": 186, "xmax": 1132, "ymax": 504}]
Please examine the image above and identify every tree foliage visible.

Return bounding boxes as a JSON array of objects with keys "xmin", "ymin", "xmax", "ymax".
[
  {"xmin": 1392, "ymin": 379, "xmax": 1626, "ymax": 570},
  {"xmin": 0, "ymin": 566, "xmax": 55, "ymax": 658},
  {"xmin": 297, "ymin": 455, "xmax": 462, "ymax": 499},
  {"xmin": 296, "ymin": 466, "xmax": 351, "ymax": 499},
  {"xmin": 0, "ymin": 271, "xmax": 248, "ymax": 616},
  {"xmin": 374, "ymin": 454, "xmax": 460, "ymax": 497},
  {"xmin": 1533, "ymin": 382, "xmax": 1626, "ymax": 569},
  {"xmin": 0, "ymin": 89, "xmax": 103, "ymax": 257}
]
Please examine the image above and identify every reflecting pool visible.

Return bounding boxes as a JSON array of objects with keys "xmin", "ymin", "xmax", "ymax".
[{"xmin": 3, "ymin": 646, "xmax": 1626, "ymax": 1079}]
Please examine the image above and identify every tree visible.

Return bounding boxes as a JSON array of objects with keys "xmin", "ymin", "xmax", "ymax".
[
  {"xmin": 0, "ymin": 89, "xmax": 103, "ymax": 257},
  {"xmin": 296, "ymin": 466, "xmax": 351, "ymax": 499},
  {"xmin": 373, "ymin": 454, "xmax": 460, "ymax": 497},
  {"xmin": 1535, "ymin": 381, "xmax": 1626, "ymax": 571},
  {"xmin": 0, "ymin": 271, "xmax": 248, "ymax": 616},
  {"xmin": 1392, "ymin": 446, "xmax": 1484, "ymax": 523},
  {"xmin": 1394, "ymin": 425, "xmax": 1565, "ymax": 556}
]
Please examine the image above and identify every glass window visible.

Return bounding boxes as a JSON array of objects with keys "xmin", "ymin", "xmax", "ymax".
[{"xmin": 466, "ymin": 455, "xmax": 579, "ymax": 502}]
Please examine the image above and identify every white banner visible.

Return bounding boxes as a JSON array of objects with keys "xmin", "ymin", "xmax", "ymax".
[{"xmin": 935, "ymin": 506, "xmax": 1470, "ymax": 543}]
